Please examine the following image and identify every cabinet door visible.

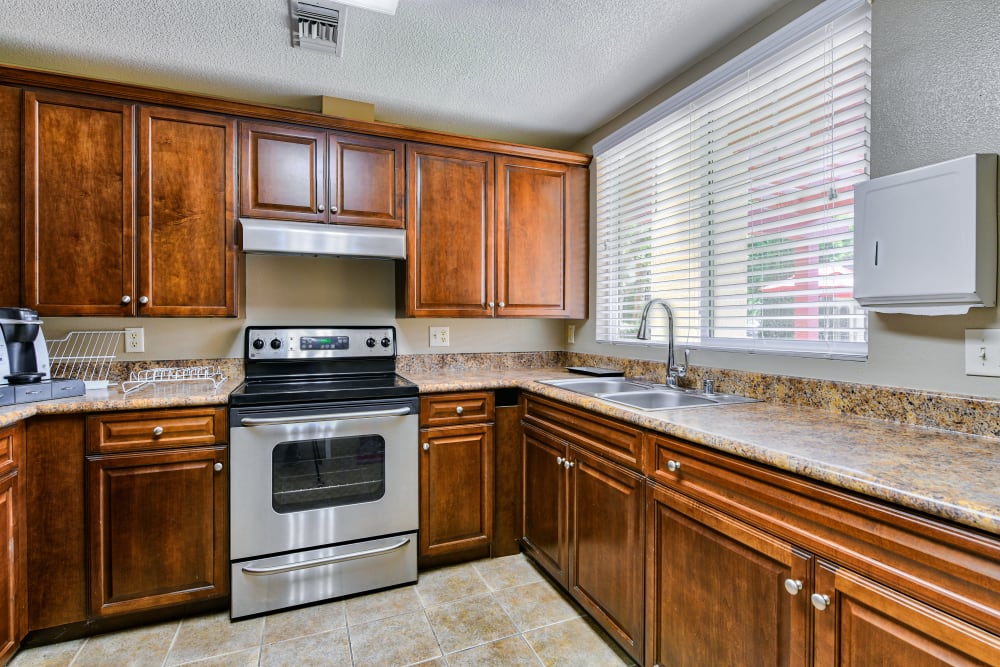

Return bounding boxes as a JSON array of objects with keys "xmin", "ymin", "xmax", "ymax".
[
  {"xmin": 138, "ymin": 106, "xmax": 237, "ymax": 316},
  {"xmin": 0, "ymin": 85, "xmax": 21, "ymax": 307},
  {"xmin": 404, "ymin": 144, "xmax": 494, "ymax": 317},
  {"xmin": 646, "ymin": 481, "xmax": 810, "ymax": 667},
  {"xmin": 0, "ymin": 472, "xmax": 19, "ymax": 664},
  {"xmin": 330, "ymin": 133, "xmax": 404, "ymax": 228},
  {"xmin": 569, "ymin": 446, "xmax": 644, "ymax": 662},
  {"xmin": 496, "ymin": 157, "xmax": 588, "ymax": 318},
  {"xmin": 87, "ymin": 446, "xmax": 228, "ymax": 617},
  {"xmin": 239, "ymin": 122, "xmax": 326, "ymax": 222},
  {"xmin": 521, "ymin": 424, "xmax": 568, "ymax": 586},
  {"xmin": 23, "ymin": 91, "xmax": 135, "ymax": 315},
  {"xmin": 419, "ymin": 423, "xmax": 493, "ymax": 558},
  {"xmin": 813, "ymin": 560, "xmax": 1000, "ymax": 667}
]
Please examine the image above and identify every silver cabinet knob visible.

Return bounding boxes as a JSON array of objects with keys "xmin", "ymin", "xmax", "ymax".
[
  {"xmin": 138, "ymin": 296, "xmax": 149, "ymax": 304},
  {"xmin": 499, "ymin": 302, "xmax": 505, "ymax": 308},
  {"xmin": 455, "ymin": 406, "xmax": 464, "ymax": 415},
  {"xmin": 317, "ymin": 204, "xmax": 325, "ymax": 212},
  {"xmin": 330, "ymin": 205, "xmax": 339, "ymax": 213},
  {"xmin": 121, "ymin": 295, "xmax": 131, "ymax": 304},
  {"xmin": 213, "ymin": 462, "xmax": 223, "ymax": 472},
  {"xmin": 563, "ymin": 460, "xmax": 574, "ymax": 469},
  {"xmin": 152, "ymin": 426, "xmax": 164, "ymax": 436},
  {"xmin": 488, "ymin": 301, "xmax": 495, "ymax": 308},
  {"xmin": 811, "ymin": 593, "xmax": 831, "ymax": 611},
  {"xmin": 422, "ymin": 442, "xmax": 430, "ymax": 451},
  {"xmin": 667, "ymin": 460, "xmax": 681, "ymax": 472},
  {"xmin": 784, "ymin": 579, "xmax": 803, "ymax": 595},
  {"xmin": 556, "ymin": 456, "xmax": 564, "ymax": 465}
]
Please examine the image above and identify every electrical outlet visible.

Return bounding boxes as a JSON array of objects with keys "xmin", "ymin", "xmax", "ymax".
[
  {"xmin": 125, "ymin": 327, "xmax": 144, "ymax": 353},
  {"xmin": 567, "ymin": 324, "xmax": 576, "ymax": 344},
  {"xmin": 965, "ymin": 329, "xmax": 1000, "ymax": 376},
  {"xmin": 429, "ymin": 326, "xmax": 450, "ymax": 347}
]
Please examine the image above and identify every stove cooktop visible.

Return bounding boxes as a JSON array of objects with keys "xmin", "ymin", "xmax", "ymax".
[{"xmin": 229, "ymin": 373, "xmax": 418, "ymax": 407}]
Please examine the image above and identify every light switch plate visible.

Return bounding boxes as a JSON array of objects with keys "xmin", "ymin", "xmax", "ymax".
[
  {"xmin": 429, "ymin": 326, "xmax": 449, "ymax": 347},
  {"xmin": 567, "ymin": 324, "xmax": 575, "ymax": 344},
  {"xmin": 964, "ymin": 329, "xmax": 1000, "ymax": 376}
]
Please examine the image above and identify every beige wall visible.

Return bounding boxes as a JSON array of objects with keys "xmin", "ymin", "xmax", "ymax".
[
  {"xmin": 43, "ymin": 254, "xmax": 566, "ymax": 360},
  {"xmin": 569, "ymin": 0, "xmax": 1000, "ymax": 398}
]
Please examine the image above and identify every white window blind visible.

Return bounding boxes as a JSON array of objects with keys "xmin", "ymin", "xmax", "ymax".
[{"xmin": 595, "ymin": 0, "xmax": 870, "ymax": 359}]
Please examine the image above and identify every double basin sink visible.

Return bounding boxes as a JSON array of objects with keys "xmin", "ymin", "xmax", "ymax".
[{"xmin": 539, "ymin": 377, "xmax": 758, "ymax": 411}]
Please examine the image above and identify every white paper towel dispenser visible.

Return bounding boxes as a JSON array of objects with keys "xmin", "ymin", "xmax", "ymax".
[{"xmin": 853, "ymin": 154, "xmax": 998, "ymax": 315}]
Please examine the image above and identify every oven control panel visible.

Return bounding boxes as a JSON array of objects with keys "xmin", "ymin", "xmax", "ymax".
[{"xmin": 246, "ymin": 327, "xmax": 396, "ymax": 360}]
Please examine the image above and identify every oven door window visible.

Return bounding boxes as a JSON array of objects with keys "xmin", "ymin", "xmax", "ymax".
[{"xmin": 271, "ymin": 434, "xmax": 386, "ymax": 513}]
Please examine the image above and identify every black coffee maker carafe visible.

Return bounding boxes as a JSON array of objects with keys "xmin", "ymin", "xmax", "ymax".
[{"xmin": 0, "ymin": 307, "xmax": 48, "ymax": 384}]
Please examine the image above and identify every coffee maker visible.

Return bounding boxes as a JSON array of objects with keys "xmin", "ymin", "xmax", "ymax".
[{"xmin": 0, "ymin": 307, "xmax": 85, "ymax": 405}]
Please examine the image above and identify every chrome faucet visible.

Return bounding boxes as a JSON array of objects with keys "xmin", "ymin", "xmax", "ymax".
[{"xmin": 637, "ymin": 298, "xmax": 687, "ymax": 387}]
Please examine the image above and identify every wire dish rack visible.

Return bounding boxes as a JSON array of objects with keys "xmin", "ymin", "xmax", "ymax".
[
  {"xmin": 121, "ymin": 366, "xmax": 227, "ymax": 394},
  {"xmin": 47, "ymin": 330, "xmax": 124, "ymax": 390}
]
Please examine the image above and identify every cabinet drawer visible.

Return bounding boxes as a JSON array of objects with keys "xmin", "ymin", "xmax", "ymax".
[
  {"xmin": 87, "ymin": 407, "xmax": 227, "ymax": 454},
  {"xmin": 420, "ymin": 392, "xmax": 494, "ymax": 427},
  {"xmin": 0, "ymin": 423, "xmax": 22, "ymax": 478},
  {"xmin": 522, "ymin": 394, "xmax": 643, "ymax": 471}
]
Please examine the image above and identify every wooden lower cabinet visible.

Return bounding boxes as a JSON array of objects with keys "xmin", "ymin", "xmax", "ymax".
[
  {"xmin": 418, "ymin": 422, "xmax": 493, "ymax": 559},
  {"xmin": 86, "ymin": 445, "xmax": 228, "ymax": 617},
  {"xmin": 521, "ymin": 422, "xmax": 644, "ymax": 663},
  {"xmin": 813, "ymin": 560, "xmax": 1000, "ymax": 666},
  {"xmin": 0, "ymin": 471, "xmax": 21, "ymax": 665},
  {"xmin": 646, "ymin": 480, "xmax": 809, "ymax": 667}
]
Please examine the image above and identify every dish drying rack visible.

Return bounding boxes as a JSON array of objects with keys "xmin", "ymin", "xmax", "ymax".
[
  {"xmin": 47, "ymin": 330, "xmax": 123, "ymax": 390},
  {"xmin": 122, "ymin": 366, "xmax": 227, "ymax": 394}
]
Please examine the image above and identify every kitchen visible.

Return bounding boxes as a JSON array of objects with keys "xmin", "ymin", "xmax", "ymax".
[{"xmin": 0, "ymin": 0, "xmax": 999, "ymax": 665}]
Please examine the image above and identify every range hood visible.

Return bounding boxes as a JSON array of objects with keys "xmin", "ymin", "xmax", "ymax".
[{"xmin": 239, "ymin": 218, "xmax": 406, "ymax": 260}]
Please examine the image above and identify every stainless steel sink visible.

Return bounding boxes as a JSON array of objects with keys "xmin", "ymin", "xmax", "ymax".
[
  {"xmin": 539, "ymin": 378, "xmax": 757, "ymax": 411},
  {"xmin": 541, "ymin": 377, "xmax": 653, "ymax": 395}
]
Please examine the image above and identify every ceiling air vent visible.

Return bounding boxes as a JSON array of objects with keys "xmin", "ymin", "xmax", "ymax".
[{"xmin": 289, "ymin": 0, "xmax": 346, "ymax": 56}]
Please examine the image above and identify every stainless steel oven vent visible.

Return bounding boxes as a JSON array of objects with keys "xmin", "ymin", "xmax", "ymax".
[{"xmin": 289, "ymin": 0, "xmax": 346, "ymax": 56}]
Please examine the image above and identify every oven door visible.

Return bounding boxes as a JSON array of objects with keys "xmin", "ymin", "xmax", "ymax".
[{"xmin": 229, "ymin": 397, "xmax": 419, "ymax": 560}]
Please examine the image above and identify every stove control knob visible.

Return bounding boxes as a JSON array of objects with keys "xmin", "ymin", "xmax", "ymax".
[
  {"xmin": 270, "ymin": 338, "xmax": 282, "ymax": 350},
  {"xmin": 366, "ymin": 337, "xmax": 377, "ymax": 348},
  {"xmin": 252, "ymin": 338, "xmax": 265, "ymax": 350},
  {"xmin": 380, "ymin": 337, "xmax": 391, "ymax": 348}
]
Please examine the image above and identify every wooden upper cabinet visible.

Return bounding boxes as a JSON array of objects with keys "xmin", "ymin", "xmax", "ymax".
[
  {"xmin": 238, "ymin": 121, "xmax": 404, "ymax": 228},
  {"xmin": 138, "ymin": 106, "xmax": 237, "ymax": 317},
  {"xmin": 404, "ymin": 143, "xmax": 495, "ymax": 317},
  {"xmin": 239, "ymin": 122, "xmax": 326, "ymax": 222},
  {"xmin": 0, "ymin": 86, "xmax": 21, "ymax": 308},
  {"xmin": 23, "ymin": 90, "xmax": 136, "ymax": 316},
  {"xmin": 496, "ymin": 157, "xmax": 588, "ymax": 318},
  {"xmin": 330, "ymin": 133, "xmax": 405, "ymax": 228}
]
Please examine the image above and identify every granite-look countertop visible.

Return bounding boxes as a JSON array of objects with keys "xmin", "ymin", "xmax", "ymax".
[
  {"xmin": 405, "ymin": 367, "xmax": 1000, "ymax": 536},
  {"xmin": 0, "ymin": 375, "xmax": 243, "ymax": 429}
]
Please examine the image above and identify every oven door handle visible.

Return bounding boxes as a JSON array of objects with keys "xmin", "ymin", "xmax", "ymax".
[
  {"xmin": 239, "ymin": 406, "xmax": 412, "ymax": 426},
  {"xmin": 240, "ymin": 537, "xmax": 411, "ymax": 576}
]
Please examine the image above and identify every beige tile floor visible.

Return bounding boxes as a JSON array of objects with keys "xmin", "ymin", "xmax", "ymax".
[{"xmin": 11, "ymin": 554, "xmax": 635, "ymax": 667}]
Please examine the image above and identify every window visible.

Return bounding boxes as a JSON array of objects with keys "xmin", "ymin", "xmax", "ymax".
[{"xmin": 595, "ymin": 0, "xmax": 870, "ymax": 359}]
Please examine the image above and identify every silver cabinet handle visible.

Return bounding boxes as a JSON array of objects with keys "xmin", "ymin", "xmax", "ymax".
[
  {"xmin": 556, "ymin": 456, "xmax": 564, "ymax": 465},
  {"xmin": 330, "ymin": 205, "xmax": 339, "ymax": 213},
  {"xmin": 488, "ymin": 301, "xmax": 495, "ymax": 308},
  {"xmin": 811, "ymin": 593, "xmax": 831, "ymax": 611},
  {"xmin": 152, "ymin": 426, "xmax": 164, "ymax": 436},
  {"xmin": 667, "ymin": 460, "xmax": 681, "ymax": 472},
  {"xmin": 138, "ymin": 296, "xmax": 149, "ymax": 305},
  {"xmin": 241, "ymin": 537, "xmax": 410, "ymax": 576},
  {"xmin": 499, "ymin": 302, "xmax": 505, "ymax": 308},
  {"xmin": 784, "ymin": 579, "xmax": 803, "ymax": 595},
  {"xmin": 317, "ymin": 203, "xmax": 325, "ymax": 212},
  {"xmin": 455, "ymin": 406, "xmax": 464, "ymax": 415},
  {"xmin": 241, "ymin": 406, "xmax": 411, "ymax": 426},
  {"xmin": 213, "ymin": 462, "xmax": 223, "ymax": 472},
  {"xmin": 563, "ymin": 459, "xmax": 574, "ymax": 469},
  {"xmin": 422, "ymin": 442, "xmax": 430, "ymax": 451},
  {"xmin": 121, "ymin": 295, "xmax": 131, "ymax": 304}
]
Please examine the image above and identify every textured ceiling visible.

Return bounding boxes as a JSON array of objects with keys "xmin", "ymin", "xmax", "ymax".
[{"xmin": 0, "ymin": 0, "xmax": 791, "ymax": 149}]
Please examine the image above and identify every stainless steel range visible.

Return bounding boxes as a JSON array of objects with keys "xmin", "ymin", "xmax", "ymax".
[{"xmin": 228, "ymin": 325, "xmax": 419, "ymax": 619}]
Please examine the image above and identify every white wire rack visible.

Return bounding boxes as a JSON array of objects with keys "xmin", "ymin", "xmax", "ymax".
[
  {"xmin": 47, "ymin": 330, "xmax": 124, "ymax": 390},
  {"xmin": 121, "ymin": 366, "xmax": 227, "ymax": 394}
]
